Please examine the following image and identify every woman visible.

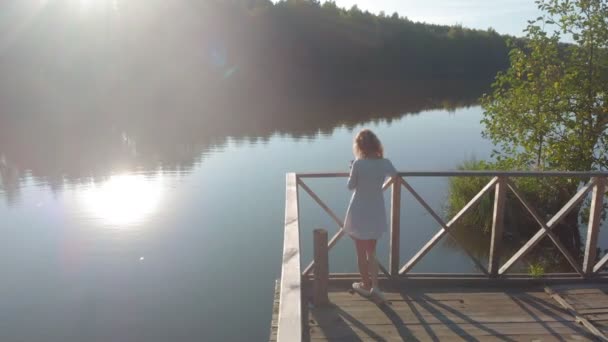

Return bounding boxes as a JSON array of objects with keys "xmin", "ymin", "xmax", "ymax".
[{"xmin": 344, "ymin": 129, "xmax": 397, "ymax": 301}]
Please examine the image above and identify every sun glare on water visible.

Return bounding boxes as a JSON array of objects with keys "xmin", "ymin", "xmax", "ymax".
[{"xmin": 79, "ymin": 174, "xmax": 163, "ymax": 227}]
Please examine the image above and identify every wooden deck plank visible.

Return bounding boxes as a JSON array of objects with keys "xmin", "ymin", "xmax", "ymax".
[
  {"xmin": 305, "ymin": 336, "xmax": 593, "ymax": 341},
  {"xmin": 305, "ymin": 289, "xmax": 582, "ymax": 339},
  {"xmin": 276, "ymin": 173, "xmax": 303, "ymax": 341},
  {"xmin": 272, "ymin": 281, "xmax": 608, "ymax": 341},
  {"xmin": 323, "ymin": 289, "xmax": 555, "ymax": 301},
  {"xmin": 269, "ymin": 279, "xmax": 280, "ymax": 341},
  {"xmin": 545, "ymin": 286, "xmax": 608, "ymax": 340},
  {"xmin": 305, "ymin": 322, "xmax": 593, "ymax": 340},
  {"xmin": 550, "ymin": 285, "xmax": 608, "ymax": 339},
  {"xmin": 306, "ymin": 285, "xmax": 598, "ymax": 341},
  {"xmin": 307, "ymin": 308, "xmax": 575, "ymax": 326},
  {"xmin": 274, "ymin": 324, "xmax": 590, "ymax": 339}
]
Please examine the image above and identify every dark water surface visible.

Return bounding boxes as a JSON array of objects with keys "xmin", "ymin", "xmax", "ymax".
[
  {"xmin": 5, "ymin": 78, "xmax": 608, "ymax": 341},
  {"xmin": 5, "ymin": 95, "xmax": 607, "ymax": 341},
  {"xmin": 0, "ymin": 87, "xmax": 500, "ymax": 341},
  {"xmin": 2, "ymin": 3, "xmax": 602, "ymax": 341}
]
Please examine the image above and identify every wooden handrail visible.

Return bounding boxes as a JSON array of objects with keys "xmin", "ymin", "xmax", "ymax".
[
  {"xmin": 297, "ymin": 171, "xmax": 608, "ymax": 178},
  {"xmin": 277, "ymin": 173, "xmax": 302, "ymax": 342},
  {"xmin": 278, "ymin": 171, "xmax": 608, "ymax": 341}
]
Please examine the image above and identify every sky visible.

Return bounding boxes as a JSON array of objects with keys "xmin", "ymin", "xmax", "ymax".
[{"xmin": 320, "ymin": 0, "xmax": 542, "ymax": 36}]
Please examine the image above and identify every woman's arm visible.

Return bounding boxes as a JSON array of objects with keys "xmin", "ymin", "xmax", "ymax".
[
  {"xmin": 347, "ymin": 160, "xmax": 358, "ymax": 190},
  {"xmin": 385, "ymin": 159, "xmax": 397, "ymax": 178}
]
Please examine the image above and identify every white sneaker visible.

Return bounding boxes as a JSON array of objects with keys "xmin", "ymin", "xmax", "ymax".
[{"xmin": 352, "ymin": 282, "xmax": 371, "ymax": 297}]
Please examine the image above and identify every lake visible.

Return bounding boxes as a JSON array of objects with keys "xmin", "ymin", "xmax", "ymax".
[
  {"xmin": 0, "ymin": 84, "xmax": 505, "ymax": 341},
  {"xmin": 2, "ymin": 1, "xmax": 606, "ymax": 340}
]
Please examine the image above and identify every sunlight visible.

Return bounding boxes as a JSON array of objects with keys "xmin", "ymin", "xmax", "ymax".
[
  {"xmin": 77, "ymin": 0, "xmax": 102, "ymax": 13},
  {"xmin": 76, "ymin": 0, "xmax": 118, "ymax": 14},
  {"xmin": 79, "ymin": 0, "xmax": 93, "ymax": 11},
  {"xmin": 79, "ymin": 174, "xmax": 163, "ymax": 227}
]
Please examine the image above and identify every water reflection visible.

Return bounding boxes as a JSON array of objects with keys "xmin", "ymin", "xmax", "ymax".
[
  {"xmin": 0, "ymin": 0, "xmax": 492, "ymax": 205},
  {"xmin": 0, "ymin": 86, "xmax": 494, "ymax": 341},
  {"xmin": 0, "ymin": 79, "xmax": 488, "ymax": 205},
  {"xmin": 78, "ymin": 174, "xmax": 163, "ymax": 227}
]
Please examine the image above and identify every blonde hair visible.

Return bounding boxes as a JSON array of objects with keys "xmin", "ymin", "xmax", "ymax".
[{"xmin": 353, "ymin": 129, "xmax": 384, "ymax": 159}]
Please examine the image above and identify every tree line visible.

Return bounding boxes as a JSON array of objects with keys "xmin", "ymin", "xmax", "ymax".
[
  {"xmin": 215, "ymin": 0, "xmax": 511, "ymax": 90},
  {"xmin": 0, "ymin": 0, "xmax": 510, "ymax": 122}
]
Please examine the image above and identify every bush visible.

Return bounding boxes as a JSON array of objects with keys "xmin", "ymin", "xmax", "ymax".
[{"xmin": 446, "ymin": 159, "xmax": 584, "ymax": 272}]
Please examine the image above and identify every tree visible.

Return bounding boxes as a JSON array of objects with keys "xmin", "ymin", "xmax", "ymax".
[
  {"xmin": 481, "ymin": 0, "xmax": 608, "ymax": 172},
  {"xmin": 481, "ymin": 26, "xmax": 564, "ymax": 169},
  {"xmin": 449, "ymin": 0, "xmax": 608, "ymax": 267}
]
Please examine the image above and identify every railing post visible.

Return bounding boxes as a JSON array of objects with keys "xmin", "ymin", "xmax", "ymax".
[
  {"xmin": 583, "ymin": 177, "xmax": 605, "ymax": 276},
  {"xmin": 389, "ymin": 176, "xmax": 401, "ymax": 277},
  {"xmin": 489, "ymin": 176, "xmax": 507, "ymax": 277},
  {"xmin": 313, "ymin": 228, "xmax": 329, "ymax": 306}
]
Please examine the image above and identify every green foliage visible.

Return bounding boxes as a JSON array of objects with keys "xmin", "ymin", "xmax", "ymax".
[
  {"xmin": 470, "ymin": 1, "xmax": 608, "ymax": 267},
  {"xmin": 528, "ymin": 262, "xmax": 545, "ymax": 278},
  {"xmin": 447, "ymin": 160, "xmax": 577, "ymax": 237},
  {"xmin": 447, "ymin": 1, "xmax": 608, "ymax": 269},
  {"xmin": 447, "ymin": 160, "xmax": 495, "ymax": 234},
  {"xmin": 446, "ymin": 160, "xmax": 583, "ymax": 269},
  {"xmin": 481, "ymin": 0, "xmax": 608, "ymax": 172},
  {"xmin": 474, "ymin": 0, "xmax": 608, "ymax": 264}
]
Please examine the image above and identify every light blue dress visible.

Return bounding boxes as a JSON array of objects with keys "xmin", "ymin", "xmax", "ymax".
[{"xmin": 343, "ymin": 158, "xmax": 397, "ymax": 240}]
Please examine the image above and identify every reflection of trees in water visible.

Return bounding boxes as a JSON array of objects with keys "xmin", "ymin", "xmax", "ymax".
[
  {"xmin": 0, "ymin": 79, "xmax": 487, "ymax": 204},
  {"xmin": 0, "ymin": 0, "xmax": 497, "ymax": 203}
]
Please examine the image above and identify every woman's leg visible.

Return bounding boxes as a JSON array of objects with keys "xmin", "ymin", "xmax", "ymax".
[
  {"xmin": 365, "ymin": 240, "xmax": 379, "ymax": 289},
  {"xmin": 354, "ymin": 239, "xmax": 371, "ymax": 290}
]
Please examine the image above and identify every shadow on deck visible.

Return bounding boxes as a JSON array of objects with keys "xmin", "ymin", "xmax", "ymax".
[{"xmin": 272, "ymin": 281, "xmax": 608, "ymax": 341}]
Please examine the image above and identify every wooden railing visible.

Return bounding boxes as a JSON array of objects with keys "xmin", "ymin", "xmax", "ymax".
[{"xmin": 277, "ymin": 171, "xmax": 608, "ymax": 341}]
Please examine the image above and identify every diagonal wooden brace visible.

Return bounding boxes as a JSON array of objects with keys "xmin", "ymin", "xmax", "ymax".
[
  {"xmin": 399, "ymin": 177, "xmax": 499, "ymax": 275},
  {"xmin": 499, "ymin": 179, "xmax": 596, "ymax": 275},
  {"xmin": 507, "ymin": 180, "xmax": 583, "ymax": 276},
  {"xmin": 400, "ymin": 179, "xmax": 489, "ymax": 275}
]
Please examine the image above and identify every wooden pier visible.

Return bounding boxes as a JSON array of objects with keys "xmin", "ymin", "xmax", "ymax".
[
  {"xmin": 272, "ymin": 280, "xmax": 608, "ymax": 340},
  {"xmin": 272, "ymin": 172, "xmax": 608, "ymax": 341}
]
